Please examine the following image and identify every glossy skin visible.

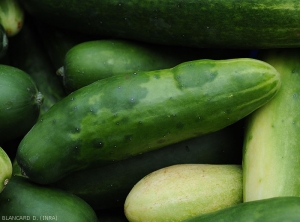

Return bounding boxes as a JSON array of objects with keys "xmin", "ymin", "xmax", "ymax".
[
  {"xmin": 243, "ymin": 49, "xmax": 300, "ymax": 201},
  {"xmin": 0, "ymin": 147, "xmax": 12, "ymax": 193},
  {"xmin": 17, "ymin": 58, "xmax": 280, "ymax": 184},
  {"xmin": 21, "ymin": 0, "xmax": 300, "ymax": 49}
]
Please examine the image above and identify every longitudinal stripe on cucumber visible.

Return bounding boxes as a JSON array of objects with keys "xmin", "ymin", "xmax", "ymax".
[
  {"xmin": 16, "ymin": 58, "xmax": 281, "ymax": 184},
  {"xmin": 20, "ymin": 0, "xmax": 300, "ymax": 49},
  {"xmin": 243, "ymin": 49, "xmax": 300, "ymax": 202}
]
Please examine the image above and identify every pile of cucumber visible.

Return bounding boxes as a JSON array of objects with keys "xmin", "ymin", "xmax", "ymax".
[{"xmin": 1, "ymin": 0, "xmax": 300, "ymax": 221}]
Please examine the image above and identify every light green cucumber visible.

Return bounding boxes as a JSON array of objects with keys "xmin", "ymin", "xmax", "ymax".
[
  {"xmin": 16, "ymin": 58, "xmax": 280, "ymax": 184},
  {"xmin": 243, "ymin": 48, "xmax": 300, "ymax": 201},
  {"xmin": 0, "ymin": 146, "xmax": 12, "ymax": 192},
  {"xmin": 0, "ymin": 0, "xmax": 24, "ymax": 36},
  {"xmin": 124, "ymin": 164, "xmax": 243, "ymax": 222}
]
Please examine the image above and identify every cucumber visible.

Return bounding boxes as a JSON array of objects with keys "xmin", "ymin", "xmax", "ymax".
[
  {"xmin": 58, "ymin": 39, "xmax": 250, "ymax": 92},
  {"xmin": 0, "ymin": 176, "xmax": 98, "ymax": 221},
  {"xmin": 0, "ymin": 146, "xmax": 12, "ymax": 192},
  {"xmin": 183, "ymin": 196, "xmax": 300, "ymax": 222},
  {"xmin": 51, "ymin": 122, "xmax": 244, "ymax": 210},
  {"xmin": 0, "ymin": 64, "xmax": 43, "ymax": 143},
  {"xmin": 16, "ymin": 58, "xmax": 280, "ymax": 184},
  {"xmin": 20, "ymin": 0, "xmax": 300, "ymax": 49},
  {"xmin": 9, "ymin": 19, "xmax": 66, "ymax": 115},
  {"xmin": 0, "ymin": 23, "xmax": 8, "ymax": 59},
  {"xmin": 243, "ymin": 49, "xmax": 300, "ymax": 201},
  {"xmin": 124, "ymin": 164, "xmax": 243, "ymax": 222},
  {"xmin": 0, "ymin": 0, "xmax": 24, "ymax": 36}
]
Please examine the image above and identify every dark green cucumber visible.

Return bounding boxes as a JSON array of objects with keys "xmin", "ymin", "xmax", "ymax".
[
  {"xmin": 51, "ymin": 122, "xmax": 244, "ymax": 210},
  {"xmin": 0, "ymin": 0, "xmax": 24, "ymax": 37},
  {"xmin": 9, "ymin": 19, "xmax": 66, "ymax": 115},
  {"xmin": 183, "ymin": 196, "xmax": 300, "ymax": 222},
  {"xmin": 58, "ymin": 39, "xmax": 249, "ymax": 92},
  {"xmin": 243, "ymin": 49, "xmax": 300, "ymax": 201},
  {"xmin": 21, "ymin": 0, "xmax": 300, "ymax": 49},
  {"xmin": 16, "ymin": 58, "xmax": 280, "ymax": 184},
  {"xmin": 0, "ymin": 65, "xmax": 43, "ymax": 143},
  {"xmin": 0, "ymin": 176, "xmax": 98, "ymax": 221},
  {"xmin": 0, "ymin": 24, "xmax": 8, "ymax": 59}
]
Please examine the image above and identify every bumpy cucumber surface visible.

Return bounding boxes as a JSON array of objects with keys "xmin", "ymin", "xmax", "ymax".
[
  {"xmin": 58, "ymin": 39, "xmax": 249, "ymax": 92},
  {"xmin": 9, "ymin": 19, "xmax": 66, "ymax": 115},
  {"xmin": 16, "ymin": 58, "xmax": 280, "ymax": 184},
  {"xmin": 0, "ymin": 0, "xmax": 24, "ymax": 36},
  {"xmin": 243, "ymin": 49, "xmax": 300, "ymax": 201},
  {"xmin": 21, "ymin": 0, "xmax": 300, "ymax": 49},
  {"xmin": 184, "ymin": 196, "xmax": 300, "ymax": 222},
  {"xmin": 51, "ymin": 122, "xmax": 244, "ymax": 210},
  {"xmin": 0, "ymin": 65, "xmax": 43, "ymax": 143},
  {"xmin": 0, "ymin": 176, "xmax": 98, "ymax": 221},
  {"xmin": 124, "ymin": 164, "xmax": 243, "ymax": 222},
  {"xmin": 0, "ymin": 146, "xmax": 12, "ymax": 192}
]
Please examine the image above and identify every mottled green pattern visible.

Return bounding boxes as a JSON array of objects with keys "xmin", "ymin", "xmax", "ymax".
[
  {"xmin": 21, "ymin": 0, "xmax": 300, "ymax": 48},
  {"xmin": 16, "ymin": 58, "xmax": 280, "ymax": 184}
]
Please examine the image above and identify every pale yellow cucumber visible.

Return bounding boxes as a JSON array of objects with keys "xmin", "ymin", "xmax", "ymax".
[{"xmin": 0, "ymin": 146, "xmax": 12, "ymax": 192}]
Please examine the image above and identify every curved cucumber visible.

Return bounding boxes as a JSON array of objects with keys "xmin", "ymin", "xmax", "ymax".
[
  {"xmin": 124, "ymin": 164, "xmax": 243, "ymax": 222},
  {"xmin": 0, "ymin": 146, "xmax": 12, "ymax": 192},
  {"xmin": 184, "ymin": 196, "xmax": 300, "ymax": 222},
  {"xmin": 58, "ymin": 39, "xmax": 249, "ymax": 92},
  {"xmin": 51, "ymin": 122, "xmax": 244, "ymax": 210},
  {"xmin": 20, "ymin": 0, "xmax": 300, "ymax": 49},
  {"xmin": 16, "ymin": 58, "xmax": 280, "ymax": 184},
  {"xmin": 9, "ymin": 19, "xmax": 66, "ymax": 115},
  {"xmin": 0, "ymin": 65, "xmax": 43, "ymax": 143},
  {"xmin": 0, "ymin": 0, "xmax": 24, "ymax": 36},
  {"xmin": 243, "ymin": 49, "xmax": 300, "ymax": 201},
  {"xmin": 0, "ymin": 176, "xmax": 98, "ymax": 221}
]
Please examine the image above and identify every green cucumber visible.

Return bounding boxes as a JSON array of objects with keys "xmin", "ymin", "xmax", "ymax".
[
  {"xmin": 51, "ymin": 122, "xmax": 244, "ymax": 210},
  {"xmin": 16, "ymin": 58, "xmax": 280, "ymax": 184},
  {"xmin": 0, "ymin": 64, "xmax": 43, "ymax": 143},
  {"xmin": 9, "ymin": 19, "xmax": 66, "ymax": 115},
  {"xmin": 0, "ymin": 0, "xmax": 24, "ymax": 36},
  {"xmin": 243, "ymin": 49, "xmax": 300, "ymax": 201},
  {"xmin": 0, "ymin": 23, "xmax": 8, "ymax": 59},
  {"xmin": 58, "ymin": 39, "xmax": 249, "ymax": 92},
  {"xmin": 0, "ymin": 176, "xmax": 98, "ymax": 221},
  {"xmin": 0, "ymin": 146, "xmax": 12, "ymax": 192},
  {"xmin": 124, "ymin": 164, "xmax": 243, "ymax": 222},
  {"xmin": 20, "ymin": 0, "xmax": 300, "ymax": 49},
  {"xmin": 183, "ymin": 196, "xmax": 300, "ymax": 222}
]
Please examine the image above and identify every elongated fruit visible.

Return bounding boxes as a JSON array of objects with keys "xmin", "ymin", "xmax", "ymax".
[
  {"xmin": 20, "ymin": 0, "xmax": 300, "ymax": 49},
  {"xmin": 184, "ymin": 196, "xmax": 300, "ymax": 222},
  {"xmin": 0, "ymin": 146, "xmax": 12, "ymax": 192},
  {"xmin": 243, "ymin": 48, "xmax": 300, "ymax": 201},
  {"xmin": 0, "ymin": 176, "xmax": 98, "ymax": 221},
  {"xmin": 0, "ymin": 64, "xmax": 43, "ymax": 143},
  {"xmin": 16, "ymin": 58, "xmax": 280, "ymax": 184},
  {"xmin": 124, "ymin": 164, "xmax": 243, "ymax": 222},
  {"xmin": 0, "ymin": 0, "xmax": 24, "ymax": 36}
]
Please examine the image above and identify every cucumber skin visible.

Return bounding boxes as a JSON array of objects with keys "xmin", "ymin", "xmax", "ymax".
[
  {"xmin": 184, "ymin": 196, "xmax": 300, "ymax": 222},
  {"xmin": 0, "ymin": 176, "xmax": 98, "ymax": 221},
  {"xmin": 21, "ymin": 0, "xmax": 300, "ymax": 49},
  {"xmin": 243, "ymin": 49, "xmax": 300, "ymax": 201},
  {"xmin": 60, "ymin": 39, "xmax": 249, "ymax": 92},
  {"xmin": 0, "ymin": 65, "xmax": 42, "ymax": 143},
  {"xmin": 51, "ymin": 122, "xmax": 244, "ymax": 210},
  {"xmin": 9, "ymin": 19, "xmax": 66, "ymax": 115},
  {"xmin": 16, "ymin": 58, "xmax": 280, "ymax": 184},
  {"xmin": 0, "ymin": 147, "xmax": 12, "ymax": 193},
  {"xmin": 124, "ymin": 164, "xmax": 243, "ymax": 222}
]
